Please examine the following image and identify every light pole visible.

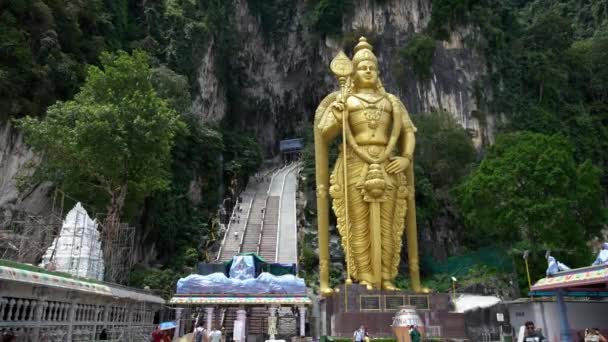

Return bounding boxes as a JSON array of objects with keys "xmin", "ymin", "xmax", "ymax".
[
  {"xmin": 523, "ymin": 250, "xmax": 532, "ymax": 290},
  {"xmin": 451, "ymin": 276, "xmax": 457, "ymax": 299}
]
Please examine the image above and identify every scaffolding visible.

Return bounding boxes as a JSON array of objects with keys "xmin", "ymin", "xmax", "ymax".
[
  {"xmin": 100, "ymin": 216, "xmax": 136, "ymax": 283},
  {"xmin": 0, "ymin": 193, "xmax": 63, "ymax": 264}
]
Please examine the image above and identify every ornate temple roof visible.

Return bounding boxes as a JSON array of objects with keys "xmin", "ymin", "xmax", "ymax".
[{"xmin": 530, "ymin": 264, "xmax": 608, "ymax": 291}]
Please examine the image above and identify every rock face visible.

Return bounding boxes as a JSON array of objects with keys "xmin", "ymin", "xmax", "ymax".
[
  {"xmin": 192, "ymin": 0, "xmax": 495, "ymax": 153},
  {"xmin": 0, "ymin": 121, "xmax": 53, "ymax": 215},
  {"xmin": 190, "ymin": 0, "xmax": 493, "ymax": 258},
  {"xmin": 0, "ymin": 0, "xmax": 492, "ymax": 265}
]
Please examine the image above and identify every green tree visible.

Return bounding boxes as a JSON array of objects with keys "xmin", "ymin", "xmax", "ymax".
[
  {"xmin": 18, "ymin": 50, "xmax": 185, "ymax": 224},
  {"xmin": 399, "ymin": 34, "xmax": 437, "ymax": 81},
  {"xmin": 307, "ymin": 0, "xmax": 353, "ymax": 36},
  {"xmin": 414, "ymin": 111, "xmax": 476, "ymax": 189},
  {"xmin": 412, "ymin": 111, "xmax": 476, "ymax": 260},
  {"xmin": 456, "ymin": 132, "xmax": 605, "ymax": 265}
]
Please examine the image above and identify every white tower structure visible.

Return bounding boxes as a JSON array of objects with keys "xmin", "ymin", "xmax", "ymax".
[{"xmin": 40, "ymin": 202, "xmax": 105, "ymax": 280}]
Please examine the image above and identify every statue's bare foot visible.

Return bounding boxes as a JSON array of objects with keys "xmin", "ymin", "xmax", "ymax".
[
  {"xmin": 320, "ymin": 287, "xmax": 334, "ymax": 296},
  {"xmin": 412, "ymin": 285, "xmax": 432, "ymax": 294},
  {"xmin": 382, "ymin": 281, "xmax": 400, "ymax": 291},
  {"xmin": 359, "ymin": 280, "xmax": 373, "ymax": 290}
]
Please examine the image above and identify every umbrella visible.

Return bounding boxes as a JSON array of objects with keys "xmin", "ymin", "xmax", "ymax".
[{"xmin": 159, "ymin": 321, "xmax": 177, "ymax": 330}]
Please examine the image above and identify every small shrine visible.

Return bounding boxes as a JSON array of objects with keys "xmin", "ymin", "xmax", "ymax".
[
  {"xmin": 39, "ymin": 203, "xmax": 104, "ymax": 281},
  {"xmin": 169, "ymin": 253, "xmax": 311, "ymax": 341}
]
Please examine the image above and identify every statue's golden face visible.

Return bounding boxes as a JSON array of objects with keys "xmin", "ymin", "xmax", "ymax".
[{"xmin": 354, "ymin": 60, "xmax": 378, "ymax": 88}]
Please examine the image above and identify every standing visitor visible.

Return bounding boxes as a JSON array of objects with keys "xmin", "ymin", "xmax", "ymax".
[
  {"xmin": 194, "ymin": 322, "xmax": 206, "ymax": 342},
  {"xmin": 152, "ymin": 326, "xmax": 163, "ymax": 342},
  {"xmin": 363, "ymin": 326, "xmax": 371, "ymax": 342},
  {"xmin": 409, "ymin": 325, "xmax": 421, "ymax": 342},
  {"xmin": 353, "ymin": 325, "xmax": 366, "ymax": 342},
  {"xmin": 585, "ymin": 328, "xmax": 608, "ymax": 342},
  {"xmin": 209, "ymin": 325, "xmax": 223, "ymax": 342},
  {"xmin": 99, "ymin": 328, "xmax": 108, "ymax": 340},
  {"xmin": 162, "ymin": 330, "xmax": 173, "ymax": 342},
  {"xmin": 523, "ymin": 321, "xmax": 546, "ymax": 342}
]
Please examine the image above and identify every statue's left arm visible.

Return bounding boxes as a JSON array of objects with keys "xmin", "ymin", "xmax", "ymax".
[
  {"xmin": 386, "ymin": 95, "xmax": 416, "ymax": 174},
  {"xmin": 393, "ymin": 95, "xmax": 416, "ymax": 159}
]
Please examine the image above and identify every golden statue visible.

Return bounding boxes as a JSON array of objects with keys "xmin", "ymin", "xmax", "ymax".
[{"xmin": 314, "ymin": 37, "xmax": 423, "ymax": 294}]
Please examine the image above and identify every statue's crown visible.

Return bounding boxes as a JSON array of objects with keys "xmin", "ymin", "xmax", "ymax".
[{"xmin": 352, "ymin": 37, "xmax": 378, "ymax": 66}]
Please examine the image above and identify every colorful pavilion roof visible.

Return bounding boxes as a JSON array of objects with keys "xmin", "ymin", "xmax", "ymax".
[
  {"xmin": 0, "ymin": 262, "xmax": 164, "ymax": 304},
  {"xmin": 170, "ymin": 295, "xmax": 312, "ymax": 305},
  {"xmin": 530, "ymin": 264, "xmax": 608, "ymax": 291}
]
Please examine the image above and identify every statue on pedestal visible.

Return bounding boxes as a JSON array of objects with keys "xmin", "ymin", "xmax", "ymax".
[{"xmin": 314, "ymin": 37, "xmax": 424, "ymax": 294}]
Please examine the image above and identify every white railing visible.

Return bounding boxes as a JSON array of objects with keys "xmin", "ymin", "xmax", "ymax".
[
  {"xmin": 0, "ymin": 296, "xmax": 158, "ymax": 341},
  {"xmin": 216, "ymin": 191, "xmax": 254, "ymax": 261}
]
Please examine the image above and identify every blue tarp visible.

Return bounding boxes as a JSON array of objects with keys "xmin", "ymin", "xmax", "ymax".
[{"xmin": 177, "ymin": 255, "xmax": 306, "ymax": 294}]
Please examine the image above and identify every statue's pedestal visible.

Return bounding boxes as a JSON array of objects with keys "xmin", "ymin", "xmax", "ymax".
[{"xmin": 324, "ymin": 284, "xmax": 466, "ymax": 339}]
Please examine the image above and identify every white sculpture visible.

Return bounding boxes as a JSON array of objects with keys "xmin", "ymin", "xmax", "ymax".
[
  {"xmin": 546, "ymin": 256, "xmax": 570, "ymax": 276},
  {"xmin": 592, "ymin": 242, "xmax": 608, "ymax": 266},
  {"xmin": 40, "ymin": 203, "xmax": 104, "ymax": 280}
]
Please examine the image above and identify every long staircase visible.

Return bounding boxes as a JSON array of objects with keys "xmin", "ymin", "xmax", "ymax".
[
  {"xmin": 214, "ymin": 163, "xmax": 301, "ymax": 339},
  {"xmin": 240, "ymin": 191, "xmax": 268, "ymax": 255},
  {"xmin": 257, "ymin": 196, "xmax": 279, "ymax": 261},
  {"xmin": 217, "ymin": 164, "xmax": 299, "ymax": 263}
]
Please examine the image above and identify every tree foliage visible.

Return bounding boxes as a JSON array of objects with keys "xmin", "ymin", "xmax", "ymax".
[
  {"xmin": 398, "ymin": 34, "xmax": 437, "ymax": 81},
  {"xmin": 306, "ymin": 0, "xmax": 353, "ymax": 36},
  {"xmin": 456, "ymin": 132, "xmax": 605, "ymax": 265},
  {"xmin": 18, "ymin": 50, "xmax": 185, "ymax": 220},
  {"xmin": 413, "ymin": 112, "xmax": 476, "ymax": 260}
]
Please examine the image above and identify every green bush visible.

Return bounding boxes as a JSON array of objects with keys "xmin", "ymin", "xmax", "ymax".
[
  {"xmin": 306, "ymin": 0, "xmax": 353, "ymax": 36},
  {"xmin": 399, "ymin": 34, "xmax": 437, "ymax": 81}
]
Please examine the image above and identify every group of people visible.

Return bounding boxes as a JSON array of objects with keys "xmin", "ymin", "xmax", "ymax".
[
  {"xmin": 353, "ymin": 324, "xmax": 421, "ymax": 342},
  {"xmin": 152, "ymin": 323, "xmax": 224, "ymax": 342},
  {"xmin": 193, "ymin": 323, "xmax": 223, "ymax": 342},
  {"xmin": 584, "ymin": 328, "xmax": 607, "ymax": 342},
  {"xmin": 519, "ymin": 321, "xmax": 607, "ymax": 342}
]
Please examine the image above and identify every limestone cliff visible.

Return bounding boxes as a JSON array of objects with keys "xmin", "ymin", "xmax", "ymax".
[
  {"xmin": 0, "ymin": 0, "xmax": 491, "ymax": 263},
  {"xmin": 0, "ymin": 121, "xmax": 52, "ymax": 215},
  {"xmin": 192, "ymin": 0, "xmax": 494, "ymax": 153}
]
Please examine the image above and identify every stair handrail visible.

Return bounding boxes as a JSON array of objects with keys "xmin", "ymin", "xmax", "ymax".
[
  {"xmin": 275, "ymin": 162, "xmax": 299, "ymax": 262},
  {"xmin": 237, "ymin": 193, "xmax": 256, "ymax": 255},
  {"xmin": 257, "ymin": 163, "xmax": 289, "ymax": 256},
  {"xmin": 215, "ymin": 192, "xmax": 241, "ymax": 261}
]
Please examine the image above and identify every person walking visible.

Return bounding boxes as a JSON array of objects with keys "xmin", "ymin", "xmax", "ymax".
[
  {"xmin": 152, "ymin": 326, "xmax": 164, "ymax": 342},
  {"xmin": 409, "ymin": 325, "xmax": 421, "ymax": 342},
  {"xmin": 353, "ymin": 325, "xmax": 366, "ymax": 342},
  {"xmin": 523, "ymin": 321, "xmax": 546, "ymax": 342},
  {"xmin": 585, "ymin": 328, "xmax": 608, "ymax": 342},
  {"xmin": 209, "ymin": 325, "xmax": 223, "ymax": 342},
  {"xmin": 194, "ymin": 322, "xmax": 206, "ymax": 342}
]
